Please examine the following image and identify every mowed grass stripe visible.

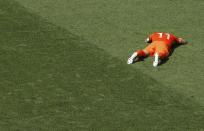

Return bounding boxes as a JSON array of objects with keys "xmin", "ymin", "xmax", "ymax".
[
  {"xmin": 0, "ymin": 1, "xmax": 203, "ymax": 130},
  {"xmin": 15, "ymin": 0, "xmax": 204, "ymax": 106}
]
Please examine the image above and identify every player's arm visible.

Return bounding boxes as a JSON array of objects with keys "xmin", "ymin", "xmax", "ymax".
[{"xmin": 176, "ymin": 37, "xmax": 188, "ymax": 45}]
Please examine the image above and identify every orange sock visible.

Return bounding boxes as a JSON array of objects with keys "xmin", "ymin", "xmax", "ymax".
[{"xmin": 137, "ymin": 50, "xmax": 146, "ymax": 57}]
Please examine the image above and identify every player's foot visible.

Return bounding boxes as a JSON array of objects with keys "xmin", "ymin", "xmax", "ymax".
[
  {"xmin": 153, "ymin": 53, "xmax": 161, "ymax": 67},
  {"xmin": 127, "ymin": 52, "xmax": 138, "ymax": 64},
  {"xmin": 153, "ymin": 60, "xmax": 161, "ymax": 67},
  {"xmin": 127, "ymin": 58, "xmax": 134, "ymax": 64}
]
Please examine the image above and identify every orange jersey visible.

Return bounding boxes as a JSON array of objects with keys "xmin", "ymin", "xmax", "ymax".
[
  {"xmin": 145, "ymin": 41, "xmax": 169, "ymax": 58},
  {"xmin": 149, "ymin": 32, "xmax": 179, "ymax": 48}
]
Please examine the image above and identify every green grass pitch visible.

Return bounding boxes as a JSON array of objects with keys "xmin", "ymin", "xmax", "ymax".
[{"xmin": 0, "ymin": 0, "xmax": 204, "ymax": 130}]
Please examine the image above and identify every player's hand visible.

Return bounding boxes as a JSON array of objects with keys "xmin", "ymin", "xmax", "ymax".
[
  {"xmin": 178, "ymin": 38, "xmax": 188, "ymax": 45},
  {"xmin": 127, "ymin": 58, "xmax": 133, "ymax": 64}
]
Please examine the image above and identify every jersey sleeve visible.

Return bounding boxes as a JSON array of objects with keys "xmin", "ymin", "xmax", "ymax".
[{"xmin": 149, "ymin": 33, "xmax": 155, "ymax": 40}]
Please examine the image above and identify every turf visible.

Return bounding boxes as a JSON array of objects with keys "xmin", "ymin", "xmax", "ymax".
[
  {"xmin": 0, "ymin": 0, "xmax": 203, "ymax": 130},
  {"xmin": 15, "ymin": 0, "xmax": 204, "ymax": 104}
]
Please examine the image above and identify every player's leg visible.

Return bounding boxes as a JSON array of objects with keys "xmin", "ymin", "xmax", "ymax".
[
  {"xmin": 153, "ymin": 52, "xmax": 169, "ymax": 67},
  {"xmin": 153, "ymin": 45, "xmax": 169, "ymax": 67},
  {"xmin": 127, "ymin": 43, "xmax": 155, "ymax": 64},
  {"xmin": 153, "ymin": 53, "xmax": 161, "ymax": 67},
  {"xmin": 127, "ymin": 49, "xmax": 149, "ymax": 64}
]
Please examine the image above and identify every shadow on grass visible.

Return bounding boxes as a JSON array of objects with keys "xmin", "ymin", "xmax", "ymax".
[{"xmin": 160, "ymin": 43, "xmax": 183, "ymax": 66}]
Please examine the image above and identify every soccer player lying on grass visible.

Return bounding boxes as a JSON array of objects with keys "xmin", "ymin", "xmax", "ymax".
[{"xmin": 127, "ymin": 32, "xmax": 187, "ymax": 67}]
